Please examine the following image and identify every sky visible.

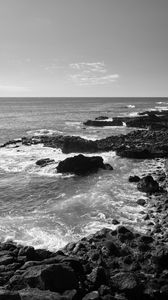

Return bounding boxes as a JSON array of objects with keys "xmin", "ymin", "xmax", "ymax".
[{"xmin": 0, "ymin": 0, "xmax": 168, "ymax": 97}]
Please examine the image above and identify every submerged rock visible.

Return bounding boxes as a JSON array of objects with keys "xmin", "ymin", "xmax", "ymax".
[
  {"xmin": 56, "ymin": 154, "xmax": 113, "ymax": 175},
  {"xmin": 36, "ymin": 158, "xmax": 55, "ymax": 167},
  {"xmin": 95, "ymin": 116, "xmax": 109, "ymax": 121}
]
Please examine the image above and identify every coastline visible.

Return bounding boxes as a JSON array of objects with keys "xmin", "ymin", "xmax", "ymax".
[{"xmin": 1, "ymin": 108, "xmax": 168, "ymax": 299}]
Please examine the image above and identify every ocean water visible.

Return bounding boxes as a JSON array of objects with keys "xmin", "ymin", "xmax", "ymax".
[{"xmin": 0, "ymin": 97, "xmax": 167, "ymax": 251}]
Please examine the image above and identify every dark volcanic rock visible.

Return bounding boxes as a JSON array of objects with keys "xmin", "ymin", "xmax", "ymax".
[
  {"xmin": 3, "ymin": 127, "xmax": 168, "ymax": 159},
  {"xmin": 61, "ymin": 136, "xmax": 98, "ymax": 154},
  {"xmin": 137, "ymin": 175, "xmax": 160, "ymax": 194},
  {"xmin": 128, "ymin": 175, "xmax": 140, "ymax": 183},
  {"xmin": 56, "ymin": 154, "xmax": 113, "ymax": 175},
  {"xmin": 95, "ymin": 116, "xmax": 109, "ymax": 120},
  {"xmin": 1, "ymin": 223, "xmax": 168, "ymax": 299},
  {"xmin": 36, "ymin": 158, "xmax": 55, "ymax": 167},
  {"xmin": 84, "ymin": 109, "xmax": 168, "ymax": 131},
  {"xmin": 117, "ymin": 148, "xmax": 154, "ymax": 159},
  {"xmin": 84, "ymin": 119, "xmax": 123, "ymax": 127},
  {"xmin": 137, "ymin": 199, "xmax": 146, "ymax": 206}
]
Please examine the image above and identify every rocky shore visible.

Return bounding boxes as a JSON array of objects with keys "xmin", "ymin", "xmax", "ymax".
[
  {"xmin": 1, "ymin": 108, "xmax": 168, "ymax": 299},
  {"xmin": 1, "ymin": 186, "xmax": 168, "ymax": 299},
  {"xmin": 1, "ymin": 110, "xmax": 168, "ymax": 159}
]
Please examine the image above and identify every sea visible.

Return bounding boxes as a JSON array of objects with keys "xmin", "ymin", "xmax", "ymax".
[{"xmin": 0, "ymin": 97, "xmax": 168, "ymax": 251}]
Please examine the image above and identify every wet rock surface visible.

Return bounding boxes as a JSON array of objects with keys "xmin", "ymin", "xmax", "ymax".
[
  {"xmin": 137, "ymin": 175, "xmax": 160, "ymax": 194},
  {"xmin": 2, "ymin": 129, "xmax": 168, "ymax": 159},
  {"xmin": 1, "ymin": 177, "xmax": 168, "ymax": 300},
  {"xmin": 36, "ymin": 158, "xmax": 55, "ymax": 167},
  {"xmin": 84, "ymin": 109, "xmax": 168, "ymax": 130},
  {"xmin": 56, "ymin": 154, "xmax": 113, "ymax": 175}
]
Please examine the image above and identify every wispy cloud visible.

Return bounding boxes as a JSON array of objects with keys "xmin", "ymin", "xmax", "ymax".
[
  {"xmin": 69, "ymin": 62, "xmax": 119, "ymax": 85},
  {"xmin": 69, "ymin": 62, "xmax": 107, "ymax": 73}
]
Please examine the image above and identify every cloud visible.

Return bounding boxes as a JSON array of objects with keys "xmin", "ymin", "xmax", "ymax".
[
  {"xmin": 69, "ymin": 62, "xmax": 107, "ymax": 73},
  {"xmin": 69, "ymin": 62, "xmax": 119, "ymax": 86}
]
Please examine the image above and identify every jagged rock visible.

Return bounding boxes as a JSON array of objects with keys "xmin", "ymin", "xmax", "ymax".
[
  {"xmin": 137, "ymin": 175, "xmax": 160, "ymax": 194},
  {"xmin": 0, "ymin": 255, "xmax": 14, "ymax": 266},
  {"xmin": 95, "ymin": 116, "xmax": 109, "ymax": 120},
  {"xmin": 84, "ymin": 119, "xmax": 123, "ymax": 127},
  {"xmin": 0, "ymin": 290, "xmax": 20, "ymax": 300},
  {"xmin": 82, "ymin": 291, "xmax": 99, "ymax": 300},
  {"xmin": 104, "ymin": 164, "xmax": 113, "ymax": 171},
  {"xmin": 18, "ymin": 287, "xmax": 77, "ymax": 300},
  {"xmin": 117, "ymin": 148, "xmax": 154, "ymax": 159},
  {"xmin": 128, "ymin": 175, "xmax": 140, "ymax": 183},
  {"xmin": 57, "ymin": 154, "xmax": 113, "ymax": 175},
  {"xmin": 36, "ymin": 158, "xmax": 55, "ymax": 167},
  {"xmin": 137, "ymin": 199, "xmax": 146, "ymax": 206},
  {"xmin": 11, "ymin": 264, "xmax": 79, "ymax": 293},
  {"xmin": 111, "ymin": 219, "xmax": 120, "ymax": 225},
  {"xmin": 87, "ymin": 266, "xmax": 107, "ymax": 288},
  {"xmin": 110, "ymin": 272, "xmax": 138, "ymax": 290}
]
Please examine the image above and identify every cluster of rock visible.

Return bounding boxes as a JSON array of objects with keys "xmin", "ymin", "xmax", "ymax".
[
  {"xmin": 1, "ymin": 220, "xmax": 168, "ymax": 300},
  {"xmin": 84, "ymin": 110, "xmax": 168, "ymax": 130},
  {"xmin": 1, "ymin": 108, "xmax": 168, "ymax": 160},
  {"xmin": 2, "ymin": 128, "xmax": 168, "ymax": 160}
]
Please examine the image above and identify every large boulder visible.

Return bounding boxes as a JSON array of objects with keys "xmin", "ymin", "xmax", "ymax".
[
  {"xmin": 10, "ymin": 264, "xmax": 78, "ymax": 293},
  {"xmin": 137, "ymin": 175, "xmax": 159, "ymax": 194},
  {"xmin": 56, "ymin": 154, "xmax": 113, "ymax": 175}
]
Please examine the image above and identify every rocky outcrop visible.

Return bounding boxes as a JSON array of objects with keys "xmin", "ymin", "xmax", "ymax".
[
  {"xmin": 84, "ymin": 109, "xmax": 168, "ymax": 130},
  {"xmin": 128, "ymin": 175, "xmax": 140, "ymax": 183},
  {"xmin": 36, "ymin": 158, "xmax": 55, "ymax": 167},
  {"xmin": 137, "ymin": 175, "xmax": 160, "ymax": 194},
  {"xmin": 95, "ymin": 116, "xmax": 109, "ymax": 120},
  {"xmin": 1, "ymin": 220, "xmax": 168, "ymax": 299},
  {"xmin": 56, "ymin": 154, "xmax": 113, "ymax": 175},
  {"xmin": 84, "ymin": 119, "xmax": 123, "ymax": 127},
  {"xmin": 2, "ymin": 110, "xmax": 168, "ymax": 160}
]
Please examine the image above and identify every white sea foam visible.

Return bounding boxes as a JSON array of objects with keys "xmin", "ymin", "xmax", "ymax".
[
  {"xmin": 128, "ymin": 112, "xmax": 139, "ymax": 117},
  {"xmin": 27, "ymin": 129, "xmax": 63, "ymax": 136},
  {"xmin": 65, "ymin": 121, "xmax": 82, "ymax": 127},
  {"xmin": 127, "ymin": 105, "xmax": 135, "ymax": 108},
  {"xmin": 0, "ymin": 142, "xmax": 116, "ymax": 176},
  {"xmin": 155, "ymin": 106, "xmax": 168, "ymax": 111},
  {"xmin": 71, "ymin": 134, "xmax": 98, "ymax": 141},
  {"xmin": 156, "ymin": 101, "xmax": 168, "ymax": 105}
]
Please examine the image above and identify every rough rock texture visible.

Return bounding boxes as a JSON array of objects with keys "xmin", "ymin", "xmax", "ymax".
[
  {"xmin": 84, "ymin": 109, "xmax": 168, "ymax": 130},
  {"xmin": 1, "ymin": 216, "xmax": 168, "ymax": 299},
  {"xmin": 2, "ymin": 129, "xmax": 168, "ymax": 160},
  {"xmin": 36, "ymin": 158, "xmax": 55, "ymax": 167},
  {"xmin": 57, "ymin": 154, "xmax": 113, "ymax": 175},
  {"xmin": 137, "ymin": 175, "xmax": 160, "ymax": 194},
  {"xmin": 128, "ymin": 176, "xmax": 140, "ymax": 183}
]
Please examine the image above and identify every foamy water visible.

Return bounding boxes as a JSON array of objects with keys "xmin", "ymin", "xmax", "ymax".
[{"xmin": 0, "ymin": 97, "xmax": 167, "ymax": 250}]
